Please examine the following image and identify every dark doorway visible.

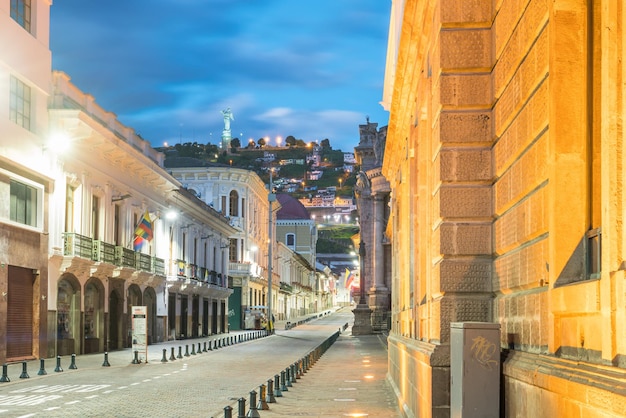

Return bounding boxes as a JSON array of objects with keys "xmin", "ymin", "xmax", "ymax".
[
  {"xmin": 109, "ymin": 291, "xmax": 120, "ymax": 350},
  {"xmin": 211, "ymin": 301, "xmax": 218, "ymax": 334},
  {"xmin": 191, "ymin": 295, "xmax": 199, "ymax": 338},
  {"xmin": 181, "ymin": 296, "xmax": 188, "ymax": 338},
  {"xmin": 168, "ymin": 293, "xmax": 176, "ymax": 340},
  {"xmin": 202, "ymin": 300, "xmax": 209, "ymax": 336}
]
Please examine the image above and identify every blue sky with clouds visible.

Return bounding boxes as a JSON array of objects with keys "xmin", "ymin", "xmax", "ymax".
[{"xmin": 50, "ymin": 1, "xmax": 391, "ymax": 152}]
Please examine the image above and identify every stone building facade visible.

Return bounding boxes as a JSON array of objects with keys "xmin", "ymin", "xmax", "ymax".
[
  {"xmin": 382, "ymin": 0, "xmax": 626, "ymax": 416},
  {"xmin": 353, "ymin": 120, "xmax": 391, "ymax": 331}
]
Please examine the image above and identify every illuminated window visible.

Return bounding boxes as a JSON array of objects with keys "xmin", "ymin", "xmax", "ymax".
[
  {"xmin": 10, "ymin": 0, "xmax": 31, "ymax": 32},
  {"xmin": 9, "ymin": 76, "xmax": 31, "ymax": 130}
]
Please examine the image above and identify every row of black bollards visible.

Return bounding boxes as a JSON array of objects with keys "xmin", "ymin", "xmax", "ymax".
[
  {"xmin": 139, "ymin": 330, "xmax": 267, "ymax": 365},
  {"xmin": 0, "ymin": 352, "xmax": 86, "ymax": 382},
  {"xmin": 216, "ymin": 329, "xmax": 342, "ymax": 417}
]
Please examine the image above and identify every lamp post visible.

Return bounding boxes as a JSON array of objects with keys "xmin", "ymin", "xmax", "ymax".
[{"xmin": 267, "ymin": 168, "xmax": 276, "ymax": 333}]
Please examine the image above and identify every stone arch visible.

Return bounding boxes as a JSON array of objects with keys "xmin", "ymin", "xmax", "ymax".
[
  {"xmin": 56, "ymin": 273, "xmax": 81, "ymax": 356},
  {"xmin": 83, "ymin": 277, "xmax": 105, "ymax": 354}
]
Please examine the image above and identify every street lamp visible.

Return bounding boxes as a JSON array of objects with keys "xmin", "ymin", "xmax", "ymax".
[{"xmin": 267, "ymin": 168, "xmax": 276, "ymax": 333}]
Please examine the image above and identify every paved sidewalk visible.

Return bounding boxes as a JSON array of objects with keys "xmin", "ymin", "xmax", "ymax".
[{"xmin": 258, "ymin": 330, "xmax": 401, "ymax": 418}]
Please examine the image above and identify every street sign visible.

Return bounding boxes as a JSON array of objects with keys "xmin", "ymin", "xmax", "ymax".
[{"xmin": 131, "ymin": 306, "xmax": 148, "ymax": 363}]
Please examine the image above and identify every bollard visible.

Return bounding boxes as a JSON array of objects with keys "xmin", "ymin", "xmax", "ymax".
[
  {"xmin": 266, "ymin": 378, "xmax": 276, "ymax": 403},
  {"xmin": 198, "ymin": 343, "xmax": 202, "ymax": 354},
  {"xmin": 132, "ymin": 351, "xmax": 141, "ymax": 364},
  {"xmin": 191, "ymin": 344, "xmax": 196, "ymax": 355},
  {"xmin": 214, "ymin": 339, "xmax": 218, "ymax": 350},
  {"xmin": 290, "ymin": 363, "xmax": 297, "ymax": 384},
  {"xmin": 247, "ymin": 390, "xmax": 261, "ymax": 418},
  {"xmin": 0, "ymin": 364, "xmax": 9, "ymax": 382},
  {"xmin": 274, "ymin": 374, "xmax": 282, "ymax": 397},
  {"xmin": 177, "ymin": 346, "xmax": 183, "ymax": 359},
  {"xmin": 281, "ymin": 370, "xmax": 288, "ymax": 391},
  {"xmin": 223, "ymin": 405, "xmax": 233, "ymax": 418},
  {"xmin": 69, "ymin": 353, "xmax": 78, "ymax": 369},
  {"xmin": 102, "ymin": 352, "xmax": 111, "ymax": 367},
  {"xmin": 38, "ymin": 358, "xmax": 47, "ymax": 375},
  {"xmin": 203, "ymin": 342, "xmax": 207, "ymax": 352},
  {"xmin": 285, "ymin": 367, "xmax": 292, "ymax": 387},
  {"xmin": 257, "ymin": 384, "xmax": 269, "ymax": 410},
  {"xmin": 208, "ymin": 340, "xmax": 213, "ymax": 351},
  {"xmin": 237, "ymin": 397, "xmax": 246, "ymax": 418},
  {"xmin": 19, "ymin": 361, "xmax": 29, "ymax": 379},
  {"xmin": 161, "ymin": 349, "xmax": 168, "ymax": 363},
  {"xmin": 170, "ymin": 347, "xmax": 176, "ymax": 361},
  {"xmin": 54, "ymin": 356, "xmax": 63, "ymax": 372},
  {"xmin": 184, "ymin": 344, "xmax": 190, "ymax": 357}
]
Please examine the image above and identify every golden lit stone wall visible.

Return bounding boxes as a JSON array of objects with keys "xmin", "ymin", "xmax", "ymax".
[{"xmin": 384, "ymin": 0, "xmax": 626, "ymax": 416}]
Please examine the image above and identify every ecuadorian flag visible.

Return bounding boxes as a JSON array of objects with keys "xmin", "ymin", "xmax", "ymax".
[
  {"xmin": 345, "ymin": 268, "xmax": 355, "ymax": 289},
  {"xmin": 133, "ymin": 211, "xmax": 153, "ymax": 251}
]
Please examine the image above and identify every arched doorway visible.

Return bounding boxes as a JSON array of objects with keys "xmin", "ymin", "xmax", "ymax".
[
  {"xmin": 126, "ymin": 285, "xmax": 142, "ymax": 347},
  {"xmin": 84, "ymin": 278, "xmax": 104, "ymax": 354},
  {"xmin": 57, "ymin": 274, "xmax": 81, "ymax": 356},
  {"xmin": 143, "ymin": 287, "xmax": 157, "ymax": 344},
  {"xmin": 108, "ymin": 289, "xmax": 122, "ymax": 350}
]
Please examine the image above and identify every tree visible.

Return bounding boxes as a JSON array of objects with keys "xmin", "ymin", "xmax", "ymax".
[
  {"xmin": 285, "ymin": 135, "xmax": 296, "ymax": 147},
  {"xmin": 321, "ymin": 138, "xmax": 331, "ymax": 149},
  {"xmin": 230, "ymin": 137, "xmax": 241, "ymax": 150},
  {"xmin": 257, "ymin": 137, "xmax": 266, "ymax": 148}
]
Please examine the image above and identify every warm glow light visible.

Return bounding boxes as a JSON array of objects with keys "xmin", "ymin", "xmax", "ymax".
[
  {"xmin": 343, "ymin": 414, "xmax": 369, "ymax": 417},
  {"xmin": 166, "ymin": 210, "xmax": 178, "ymax": 220},
  {"xmin": 250, "ymin": 245, "xmax": 258, "ymax": 252},
  {"xmin": 276, "ymin": 135, "xmax": 283, "ymax": 146},
  {"xmin": 363, "ymin": 375, "xmax": 375, "ymax": 379},
  {"xmin": 48, "ymin": 132, "xmax": 71, "ymax": 153}
]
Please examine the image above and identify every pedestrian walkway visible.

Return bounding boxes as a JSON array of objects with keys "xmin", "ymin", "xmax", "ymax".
[{"xmin": 258, "ymin": 330, "xmax": 401, "ymax": 418}]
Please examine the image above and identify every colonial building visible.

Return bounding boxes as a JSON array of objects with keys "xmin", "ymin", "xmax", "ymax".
[
  {"xmin": 275, "ymin": 193, "xmax": 319, "ymax": 313},
  {"xmin": 165, "ymin": 164, "xmax": 277, "ymax": 329},
  {"xmin": 382, "ymin": 0, "xmax": 626, "ymax": 416},
  {"xmin": 0, "ymin": 0, "xmax": 53, "ymax": 363},
  {"xmin": 48, "ymin": 72, "xmax": 236, "ymax": 356}
]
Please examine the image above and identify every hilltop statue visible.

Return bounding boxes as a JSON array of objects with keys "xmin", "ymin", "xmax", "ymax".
[{"xmin": 221, "ymin": 108, "xmax": 234, "ymax": 132}]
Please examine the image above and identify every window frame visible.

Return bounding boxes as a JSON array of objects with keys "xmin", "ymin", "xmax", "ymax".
[
  {"xmin": 9, "ymin": 75, "xmax": 31, "ymax": 131},
  {"xmin": 4, "ymin": 171, "xmax": 43, "ymax": 231},
  {"xmin": 10, "ymin": 0, "xmax": 31, "ymax": 32}
]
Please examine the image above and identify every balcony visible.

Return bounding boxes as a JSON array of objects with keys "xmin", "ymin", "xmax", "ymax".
[
  {"xmin": 229, "ymin": 262, "xmax": 253, "ymax": 277},
  {"xmin": 166, "ymin": 261, "xmax": 232, "ymax": 298},
  {"xmin": 59, "ymin": 233, "xmax": 165, "ymax": 285}
]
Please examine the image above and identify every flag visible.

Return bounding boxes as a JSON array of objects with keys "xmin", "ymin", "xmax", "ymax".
[
  {"xmin": 133, "ymin": 235, "xmax": 144, "ymax": 252},
  {"xmin": 345, "ymin": 268, "xmax": 355, "ymax": 289},
  {"xmin": 134, "ymin": 211, "xmax": 153, "ymax": 241}
]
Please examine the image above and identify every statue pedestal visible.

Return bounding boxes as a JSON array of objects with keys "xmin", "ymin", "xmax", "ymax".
[{"xmin": 352, "ymin": 304, "xmax": 372, "ymax": 335}]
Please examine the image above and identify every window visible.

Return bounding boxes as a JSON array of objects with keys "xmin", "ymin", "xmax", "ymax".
[
  {"xmin": 229, "ymin": 238, "xmax": 237, "ymax": 262},
  {"xmin": 10, "ymin": 0, "xmax": 31, "ymax": 32},
  {"xmin": 286, "ymin": 233, "xmax": 295, "ymax": 249},
  {"xmin": 229, "ymin": 190, "xmax": 239, "ymax": 216},
  {"xmin": 64, "ymin": 185, "xmax": 75, "ymax": 233},
  {"xmin": 91, "ymin": 196, "xmax": 100, "ymax": 240},
  {"xmin": 9, "ymin": 76, "xmax": 31, "ymax": 130},
  {"xmin": 10, "ymin": 179, "xmax": 38, "ymax": 227}
]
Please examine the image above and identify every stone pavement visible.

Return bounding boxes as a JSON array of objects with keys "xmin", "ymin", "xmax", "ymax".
[{"xmin": 0, "ymin": 308, "xmax": 402, "ymax": 417}]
